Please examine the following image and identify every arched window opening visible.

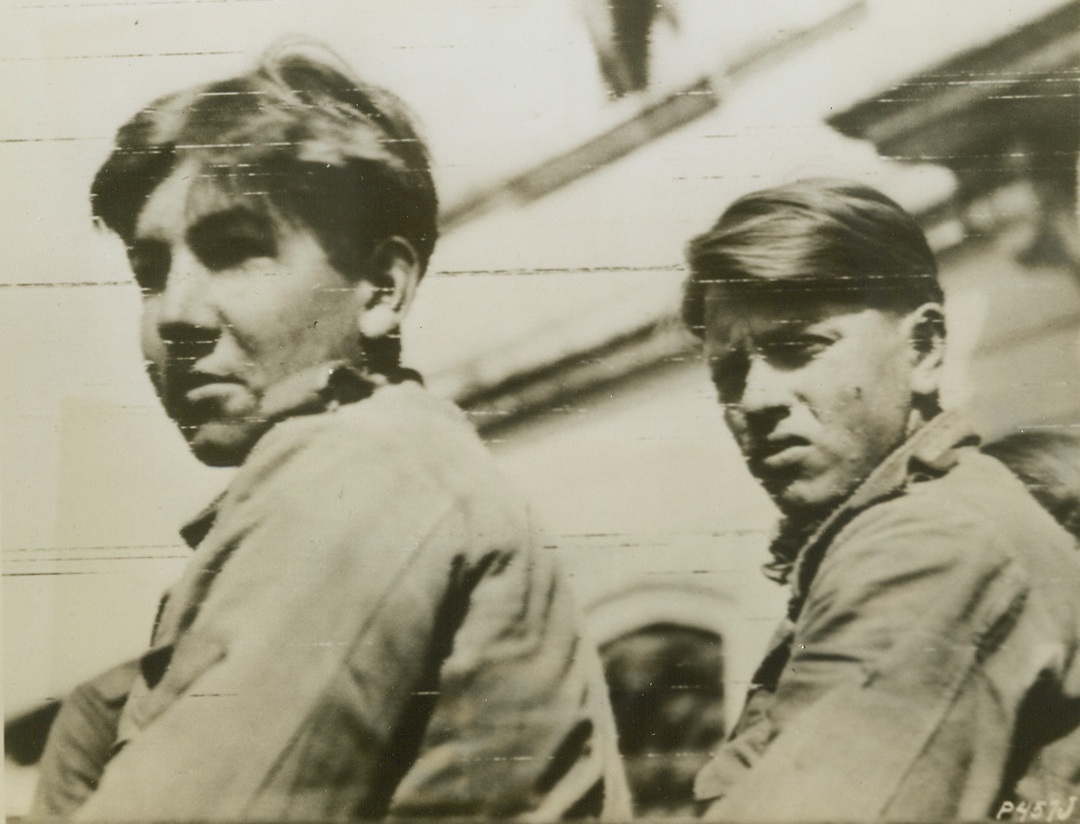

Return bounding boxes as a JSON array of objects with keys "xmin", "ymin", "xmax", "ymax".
[{"xmin": 600, "ymin": 623, "xmax": 724, "ymax": 816}]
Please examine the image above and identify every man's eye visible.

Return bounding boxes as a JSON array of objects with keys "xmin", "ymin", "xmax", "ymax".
[
  {"xmin": 195, "ymin": 235, "xmax": 276, "ymax": 271},
  {"xmin": 763, "ymin": 337, "xmax": 830, "ymax": 366},
  {"xmin": 128, "ymin": 243, "xmax": 170, "ymax": 293}
]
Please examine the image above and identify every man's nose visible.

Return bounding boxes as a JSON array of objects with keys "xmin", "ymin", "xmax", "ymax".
[
  {"xmin": 155, "ymin": 253, "xmax": 218, "ymax": 352},
  {"xmin": 739, "ymin": 355, "xmax": 791, "ymax": 415},
  {"xmin": 157, "ymin": 251, "xmax": 213, "ymax": 325}
]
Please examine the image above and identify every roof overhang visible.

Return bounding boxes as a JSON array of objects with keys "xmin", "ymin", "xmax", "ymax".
[{"xmin": 829, "ymin": 1, "xmax": 1080, "ymax": 192}]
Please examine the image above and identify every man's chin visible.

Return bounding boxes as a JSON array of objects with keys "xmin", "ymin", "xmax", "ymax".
[
  {"xmin": 771, "ymin": 478, "xmax": 846, "ymax": 525},
  {"xmin": 183, "ymin": 420, "xmax": 263, "ymax": 468}
]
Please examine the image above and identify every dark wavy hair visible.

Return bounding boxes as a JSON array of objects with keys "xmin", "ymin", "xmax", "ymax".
[
  {"xmin": 91, "ymin": 41, "xmax": 439, "ymax": 278},
  {"xmin": 984, "ymin": 430, "xmax": 1080, "ymax": 542},
  {"xmin": 681, "ymin": 178, "xmax": 943, "ymax": 336}
]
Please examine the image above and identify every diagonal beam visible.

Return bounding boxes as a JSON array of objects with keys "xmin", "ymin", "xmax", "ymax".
[{"xmin": 440, "ymin": 0, "xmax": 866, "ymax": 233}]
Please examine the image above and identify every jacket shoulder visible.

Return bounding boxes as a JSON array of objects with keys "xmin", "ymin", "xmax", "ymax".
[
  {"xmin": 910, "ymin": 448, "xmax": 1074, "ymax": 562},
  {"xmin": 225, "ymin": 383, "xmax": 533, "ymax": 559},
  {"xmin": 821, "ymin": 447, "xmax": 1078, "ymax": 597}
]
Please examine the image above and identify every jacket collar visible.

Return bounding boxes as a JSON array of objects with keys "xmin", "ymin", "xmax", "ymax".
[{"xmin": 766, "ymin": 410, "xmax": 981, "ymax": 617}]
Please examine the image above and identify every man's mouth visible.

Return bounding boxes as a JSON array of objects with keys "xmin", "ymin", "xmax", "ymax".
[
  {"xmin": 750, "ymin": 436, "xmax": 811, "ymax": 469},
  {"xmin": 185, "ymin": 381, "xmax": 241, "ymax": 404},
  {"xmin": 165, "ymin": 371, "xmax": 251, "ymax": 423}
]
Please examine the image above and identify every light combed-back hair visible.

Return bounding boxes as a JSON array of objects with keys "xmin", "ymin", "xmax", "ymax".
[
  {"xmin": 91, "ymin": 41, "xmax": 439, "ymax": 278},
  {"xmin": 681, "ymin": 178, "xmax": 942, "ymax": 337}
]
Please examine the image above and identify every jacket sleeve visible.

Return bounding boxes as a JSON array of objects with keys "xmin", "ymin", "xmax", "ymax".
[
  {"xmin": 386, "ymin": 531, "xmax": 631, "ymax": 821},
  {"xmin": 698, "ymin": 498, "xmax": 1035, "ymax": 821},
  {"xmin": 30, "ymin": 659, "xmax": 141, "ymax": 818}
]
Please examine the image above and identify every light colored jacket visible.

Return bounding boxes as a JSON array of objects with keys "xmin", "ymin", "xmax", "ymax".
[
  {"xmin": 41, "ymin": 380, "xmax": 630, "ymax": 821},
  {"xmin": 695, "ymin": 412, "xmax": 1080, "ymax": 821}
]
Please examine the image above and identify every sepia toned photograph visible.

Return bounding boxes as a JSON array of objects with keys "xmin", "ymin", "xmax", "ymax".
[{"xmin": 3, "ymin": 0, "xmax": 1080, "ymax": 819}]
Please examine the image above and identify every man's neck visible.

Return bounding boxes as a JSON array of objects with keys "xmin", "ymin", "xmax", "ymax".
[{"xmin": 763, "ymin": 407, "xmax": 949, "ymax": 585}]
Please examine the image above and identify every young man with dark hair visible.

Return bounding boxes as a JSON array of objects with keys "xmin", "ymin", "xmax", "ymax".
[
  {"xmin": 32, "ymin": 44, "xmax": 631, "ymax": 821},
  {"xmin": 684, "ymin": 178, "xmax": 1080, "ymax": 820}
]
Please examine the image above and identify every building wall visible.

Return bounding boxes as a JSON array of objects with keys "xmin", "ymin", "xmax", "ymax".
[{"xmin": 940, "ymin": 236, "xmax": 1080, "ymax": 437}]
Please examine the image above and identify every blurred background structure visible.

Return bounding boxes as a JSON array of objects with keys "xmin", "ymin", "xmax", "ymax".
[{"xmin": 4, "ymin": 0, "xmax": 1080, "ymax": 815}]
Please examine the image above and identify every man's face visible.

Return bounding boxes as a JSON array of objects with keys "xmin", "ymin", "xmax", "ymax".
[
  {"xmin": 130, "ymin": 162, "xmax": 366, "ymax": 466},
  {"xmin": 702, "ymin": 284, "xmax": 923, "ymax": 522}
]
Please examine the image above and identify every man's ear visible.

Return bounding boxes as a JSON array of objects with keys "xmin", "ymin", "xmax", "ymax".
[
  {"xmin": 903, "ymin": 302, "xmax": 946, "ymax": 396},
  {"xmin": 355, "ymin": 237, "xmax": 421, "ymax": 340}
]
